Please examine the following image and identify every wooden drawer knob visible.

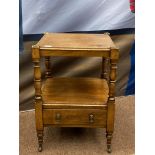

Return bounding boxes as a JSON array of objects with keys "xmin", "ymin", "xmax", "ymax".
[
  {"xmin": 55, "ymin": 113, "xmax": 61, "ymax": 122},
  {"xmin": 89, "ymin": 114, "xmax": 94, "ymax": 123}
]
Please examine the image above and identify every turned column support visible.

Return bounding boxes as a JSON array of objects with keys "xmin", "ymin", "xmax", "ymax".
[
  {"xmin": 45, "ymin": 56, "xmax": 52, "ymax": 78},
  {"xmin": 101, "ymin": 57, "xmax": 109, "ymax": 80},
  {"xmin": 32, "ymin": 45, "xmax": 44, "ymax": 151},
  {"xmin": 106, "ymin": 132, "xmax": 113, "ymax": 153},
  {"xmin": 37, "ymin": 130, "xmax": 43, "ymax": 152},
  {"xmin": 32, "ymin": 45, "xmax": 42, "ymax": 99},
  {"xmin": 106, "ymin": 48, "xmax": 119, "ymax": 153}
]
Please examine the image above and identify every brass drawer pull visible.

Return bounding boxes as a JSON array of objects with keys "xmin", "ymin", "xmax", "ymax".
[
  {"xmin": 55, "ymin": 113, "xmax": 61, "ymax": 122},
  {"xmin": 89, "ymin": 114, "xmax": 94, "ymax": 123}
]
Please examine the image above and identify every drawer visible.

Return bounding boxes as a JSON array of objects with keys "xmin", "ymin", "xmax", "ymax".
[{"xmin": 43, "ymin": 109, "xmax": 107, "ymax": 128}]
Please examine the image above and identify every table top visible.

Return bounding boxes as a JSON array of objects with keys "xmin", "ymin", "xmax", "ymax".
[{"xmin": 36, "ymin": 33, "xmax": 116, "ymax": 50}]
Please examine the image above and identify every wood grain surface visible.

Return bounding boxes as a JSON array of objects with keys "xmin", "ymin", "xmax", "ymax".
[
  {"xmin": 42, "ymin": 77, "xmax": 109, "ymax": 108},
  {"xmin": 43, "ymin": 109, "xmax": 107, "ymax": 127},
  {"xmin": 37, "ymin": 33, "xmax": 116, "ymax": 49}
]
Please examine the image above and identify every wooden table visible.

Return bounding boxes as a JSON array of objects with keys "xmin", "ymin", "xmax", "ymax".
[{"xmin": 32, "ymin": 32, "xmax": 119, "ymax": 153}]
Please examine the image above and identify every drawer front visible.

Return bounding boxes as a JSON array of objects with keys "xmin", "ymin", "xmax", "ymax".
[{"xmin": 43, "ymin": 109, "xmax": 107, "ymax": 127}]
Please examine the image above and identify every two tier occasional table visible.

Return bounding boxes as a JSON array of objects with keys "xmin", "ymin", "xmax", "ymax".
[{"xmin": 32, "ymin": 32, "xmax": 119, "ymax": 153}]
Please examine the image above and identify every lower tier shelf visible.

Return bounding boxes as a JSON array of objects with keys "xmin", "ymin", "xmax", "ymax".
[{"xmin": 42, "ymin": 77, "xmax": 109, "ymax": 109}]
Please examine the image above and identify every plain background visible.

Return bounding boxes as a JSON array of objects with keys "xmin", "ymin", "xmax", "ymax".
[
  {"xmin": 22, "ymin": 0, "xmax": 135, "ymax": 33},
  {"xmin": 0, "ymin": 0, "xmax": 155, "ymax": 154}
]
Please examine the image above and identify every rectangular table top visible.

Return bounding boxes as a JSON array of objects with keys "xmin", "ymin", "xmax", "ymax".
[{"xmin": 36, "ymin": 33, "xmax": 116, "ymax": 50}]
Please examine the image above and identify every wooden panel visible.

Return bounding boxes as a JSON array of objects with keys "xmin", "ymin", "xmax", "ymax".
[
  {"xmin": 43, "ymin": 109, "xmax": 107, "ymax": 127},
  {"xmin": 37, "ymin": 33, "xmax": 116, "ymax": 49},
  {"xmin": 40, "ymin": 48, "xmax": 110, "ymax": 57},
  {"xmin": 42, "ymin": 77, "xmax": 109, "ymax": 108}
]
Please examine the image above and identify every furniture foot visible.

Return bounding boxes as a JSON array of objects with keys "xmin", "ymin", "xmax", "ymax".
[
  {"xmin": 37, "ymin": 130, "xmax": 43, "ymax": 152},
  {"xmin": 38, "ymin": 144, "xmax": 42, "ymax": 152},
  {"xmin": 107, "ymin": 145, "xmax": 112, "ymax": 153},
  {"xmin": 106, "ymin": 132, "xmax": 113, "ymax": 153}
]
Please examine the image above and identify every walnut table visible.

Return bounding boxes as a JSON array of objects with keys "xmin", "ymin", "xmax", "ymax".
[{"xmin": 32, "ymin": 32, "xmax": 119, "ymax": 153}]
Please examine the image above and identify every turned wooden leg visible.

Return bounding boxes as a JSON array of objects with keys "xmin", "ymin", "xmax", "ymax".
[
  {"xmin": 106, "ymin": 58, "xmax": 117, "ymax": 153},
  {"xmin": 106, "ymin": 100, "xmax": 115, "ymax": 153},
  {"xmin": 106, "ymin": 132, "xmax": 113, "ymax": 153},
  {"xmin": 45, "ymin": 56, "xmax": 52, "ymax": 78},
  {"xmin": 32, "ymin": 46, "xmax": 44, "ymax": 152},
  {"xmin": 37, "ymin": 130, "xmax": 44, "ymax": 152},
  {"xmin": 101, "ymin": 57, "xmax": 109, "ymax": 80},
  {"xmin": 106, "ymin": 99, "xmax": 115, "ymax": 153},
  {"xmin": 35, "ymin": 98, "xmax": 44, "ymax": 152}
]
